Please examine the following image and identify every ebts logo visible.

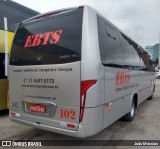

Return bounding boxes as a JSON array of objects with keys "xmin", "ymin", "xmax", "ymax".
[
  {"xmin": 24, "ymin": 29, "xmax": 63, "ymax": 48},
  {"xmin": 115, "ymin": 71, "xmax": 130, "ymax": 86}
]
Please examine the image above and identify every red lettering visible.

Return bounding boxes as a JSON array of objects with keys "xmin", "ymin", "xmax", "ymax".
[
  {"xmin": 127, "ymin": 73, "xmax": 130, "ymax": 83},
  {"xmin": 115, "ymin": 72, "xmax": 131, "ymax": 86},
  {"xmin": 50, "ymin": 30, "xmax": 63, "ymax": 44},
  {"xmin": 124, "ymin": 73, "xmax": 128, "ymax": 84},
  {"xmin": 116, "ymin": 72, "xmax": 120, "ymax": 85},
  {"xmin": 42, "ymin": 32, "xmax": 52, "ymax": 45},
  {"xmin": 120, "ymin": 72, "xmax": 124, "ymax": 84},
  {"xmin": 60, "ymin": 109, "xmax": 76, "ymax": 121},
  {"xmin": 24, "ymin": 35, "xmax": 34, "ymax": 48},
  {"xmin": 32, "ymin": 34, "xmax": 43, "ymax": 46},
  {"xmin": 64, "ymin": 110, "xmax": 70, "ymax": 119},
  {"xmin": 29, "ymin": 104, "xmax": 46, "ymax": 113},
  {"xmin": 70, "ymin": 111, "xmax": 76, "ymax": 120},
  {"xmin": 24, "ymin": 29, "xmax": 63, "ymax": 48}
]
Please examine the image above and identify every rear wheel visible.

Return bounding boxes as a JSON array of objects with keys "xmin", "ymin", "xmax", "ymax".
[{"xmin": 122, "ymin": 99, "xmax": 135, "ymax": 122}]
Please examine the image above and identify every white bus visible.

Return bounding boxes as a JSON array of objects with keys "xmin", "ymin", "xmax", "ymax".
[{"xmin": 9, "ymin": 6, "xmax": 155, "ymax": 138}]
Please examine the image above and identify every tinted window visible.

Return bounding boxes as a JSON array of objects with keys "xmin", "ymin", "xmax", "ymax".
[
  {"xmin": 10, "ymin": 8, "xmax": 83, "ymax": 66},
  {"xmin": 97, "ymin": 16, "xmax": 153, "ymax": 71},
  {"xmin": 97, "ymin": 16, "xmax": 105, "ymax": 64},
  {"xmin": 119, "ymin": 33, "xmax": 133, "ymax": 68},
  {"xmin": 142, "ymin": 51, "xmax": 154, "ymax": 72},
  {"xmin": 97, "ymin": 15, "xmax": 123, "ymax": 67},
  {"xmin": 132, "ymin": 46, "xmax": 145, "ymax": 70},
  {"xmin": 119, "ymin": 32, "xmax": 146, "ymax": 70},
  {"xmin": 132, "ymin": 49, "xmax": 144, "ymax": 69}
]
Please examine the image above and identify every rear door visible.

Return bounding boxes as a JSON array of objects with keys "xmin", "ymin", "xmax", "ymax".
[{"xmin": 9, "ymin": 8, "xmax": 83, "ymax": 130}]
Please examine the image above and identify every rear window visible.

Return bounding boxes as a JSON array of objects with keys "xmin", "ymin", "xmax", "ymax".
[{"xmin": 10, "ymin": 8, "xmax": 83, "ymax": 66}]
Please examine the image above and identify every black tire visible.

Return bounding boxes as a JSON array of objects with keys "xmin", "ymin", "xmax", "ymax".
[
  {"xmin": 148, "ymin": 95, "xmax": 153, "ymax": 100},
  {"xmin": 122, "ymin": 99, "xmax": 135, "ymax": 122}
]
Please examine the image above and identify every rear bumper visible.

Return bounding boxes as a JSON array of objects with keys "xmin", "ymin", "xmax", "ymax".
[{"xmin": 10, "ymin": 117, "xmax": 86, "ymax": 138}]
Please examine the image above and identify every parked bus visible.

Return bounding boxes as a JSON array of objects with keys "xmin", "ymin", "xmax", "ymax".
[
  {"xmin": 9, "ymin": 6, "xmax": 155, "ymax": 138},
  {"xmin": 0, "ymin": 0, "xmax": 39, "ymax": 110}
]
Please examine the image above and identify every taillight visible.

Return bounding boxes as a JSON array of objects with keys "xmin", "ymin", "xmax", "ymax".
[
  {"xmin": 67, "ymin": 123, "xmax": 75, "ymax": 128},
  {"xmin": 10, "ymin": 112, "xmax": 16, "ymax": 117},
  {"xmin": 79, "ymin": 80, "xmax": 97, "ymax": 122}
]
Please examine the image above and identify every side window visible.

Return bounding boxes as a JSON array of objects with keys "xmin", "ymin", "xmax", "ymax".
[
  {"xmin": 132, "ymin": 49, "xmax": 143, "ymax": 70},
  {"xmin": 105, "ymin": 24, "xmax": 116, "ymax": 41},
  {"xmin": 119, "ymin": 32, "xmax": 133, "ymax": 69},
  {"xmin": 97, "ymin": 16, "xmax": 105, "ymax": 64},
  {"xmin": 97, "ymin": 15, "xmax": 123, "ymax": 67},
  {"xmin": 142, "ymin": 51, "xmax": 154, "ymax": 72},
  {"xmin": 132, "ymin": 45, "xmax": 145, "ymax": 70}
]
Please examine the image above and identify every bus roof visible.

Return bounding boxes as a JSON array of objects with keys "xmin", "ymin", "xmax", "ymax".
[{"xmin": 22, "ymin": 6, "xmax": 81, "ymax": 24}]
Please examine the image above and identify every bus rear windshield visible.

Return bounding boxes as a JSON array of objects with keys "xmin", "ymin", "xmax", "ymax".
[{"xmin": 10, "ymin": 8, "xmax": 83, "ymax": 66}]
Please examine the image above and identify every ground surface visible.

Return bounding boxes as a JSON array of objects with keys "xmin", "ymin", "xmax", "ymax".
[{"xmin": 0, "ymin": 80, "xmax": 160, "ymax": 149}]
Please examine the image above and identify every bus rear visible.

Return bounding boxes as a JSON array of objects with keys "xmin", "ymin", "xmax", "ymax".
[{"xmin": 9, "ymin": 7, "xmax": 88, "ymax": 137}]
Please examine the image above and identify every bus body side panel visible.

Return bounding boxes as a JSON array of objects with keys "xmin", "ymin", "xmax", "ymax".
[
  {"xmin": 103, "ymin": 67, "xmax": 131, "ymax": 129},
  {"xmin": 103, "ymin": 70, "xmax": 154, "ymax": 129},
  {"xmin": 137, "ymin": 72, "xmax": 154, "ymax": 105},
  {"xmin": 80, "ymin": 6, "xmax": 104, "ymax": 136},
  {"xmin": 97, "ymin": 16, "xmax": 155, "ymax": 129},
  {"xmin": 80, "ymin": 106, "xmax": 104, "ymax": 137},
  {"xmin": 101, "ymin": 25, "xmax": 131, "ymax": 128}
]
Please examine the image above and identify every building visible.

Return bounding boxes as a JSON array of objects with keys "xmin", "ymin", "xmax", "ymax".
[{"xmin": 145, "ymin": 44, "xmax": 160, "ymax": 64}]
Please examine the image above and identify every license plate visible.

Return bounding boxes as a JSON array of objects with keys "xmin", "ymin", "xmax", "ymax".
[{"xmin": 29, "ymin": 104, "xmax": 46, "ymax": 113}]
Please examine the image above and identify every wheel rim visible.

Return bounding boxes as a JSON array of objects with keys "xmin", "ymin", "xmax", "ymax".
[{"xmin": 130, "ymin": 103, "xmax": 135, "ymax": 117}]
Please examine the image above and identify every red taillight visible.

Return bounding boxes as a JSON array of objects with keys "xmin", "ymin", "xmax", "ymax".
[
  {"xmin": 10, "ymin": 112, "xmax": 16, "ymax": 117},
  {"xmin": 79, "ymin": 80, "xmax": 97, "ymax": 122},
  {"xmin": 67, "ymin": 123, "xmax": 75, "ymax": 128},
  {"xmin": 81, "ymin": 80, "xmax": 97, "ymax": 96}
]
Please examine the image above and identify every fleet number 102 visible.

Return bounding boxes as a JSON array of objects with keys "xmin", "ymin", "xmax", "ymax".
[{"xmin": 60, "ymin": 109, "xmax": 76, "ymax": 120}]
